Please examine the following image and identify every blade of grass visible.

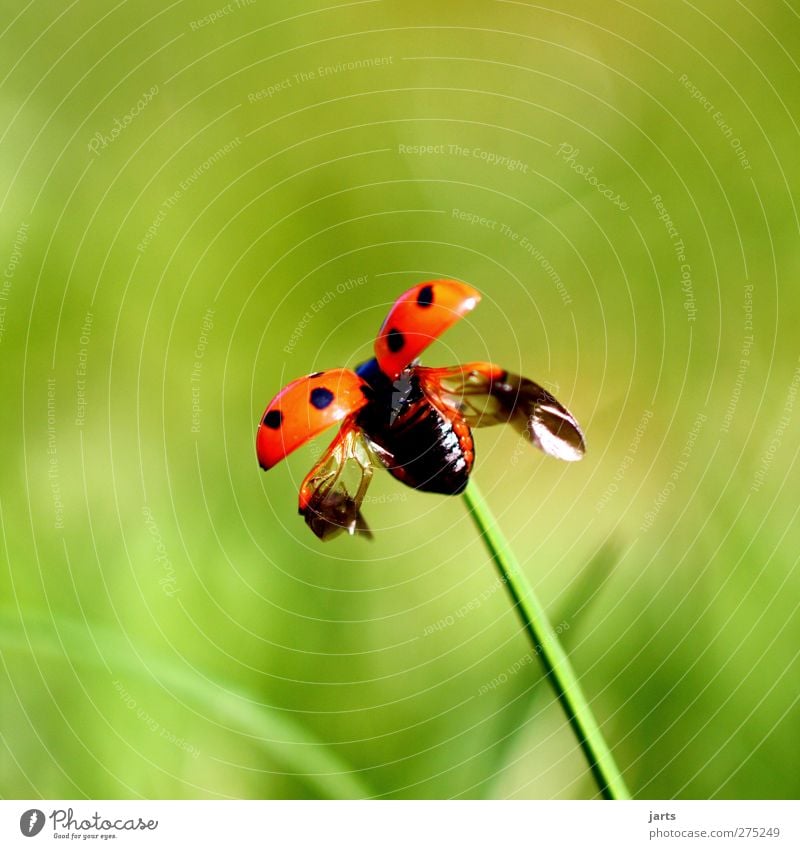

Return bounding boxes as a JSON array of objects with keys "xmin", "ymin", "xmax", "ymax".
[
  {"xmin": 479, "ymin": 541, "xmax": 621, "ymax": 797},
  {"xmin": 0, "ymin": 611, "xmax": 371, "ymax": 799},
  {"xmin": 463, "ymin": 480, "xmax": 631, "ymax": 800}
]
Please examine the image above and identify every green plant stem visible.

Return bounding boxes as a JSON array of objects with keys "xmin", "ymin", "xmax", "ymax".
[{"xmin": 463, "ymin": 480, "xmax": 631, "ymax": 800}]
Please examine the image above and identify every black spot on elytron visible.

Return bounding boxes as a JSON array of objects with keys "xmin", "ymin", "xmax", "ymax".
[
  {"xmin": 417, "ymin": 284, "xmax": 434, "ymax": 308},
  {"xmin": 310, "ymin": 387, "xmax": 335, "ymax": 409},
  {"xmin": 309, "ymin": 371, "xmax": 324, "ymax": 378},
  {"xmin": 264, "ymin": 410, "xmax": 283, "ymax": 429},
  {"xmin": 386, "ymin": 327, "xmax": 405, "ymax": 353}
]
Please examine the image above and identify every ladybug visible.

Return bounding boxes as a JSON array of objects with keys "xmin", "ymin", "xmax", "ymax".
[{"xmin": 257, "ymin": 280, "xmax": 585, "ymax": 540}]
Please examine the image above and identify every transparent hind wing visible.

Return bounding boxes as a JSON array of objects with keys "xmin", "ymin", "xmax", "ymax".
[
  {"xmin": 418, "ymin": 362, "xmax": 585, "ymax": 462},
  {"xmin": 298, "ymin": 417, "xmax": 377, "ymax": 541}
]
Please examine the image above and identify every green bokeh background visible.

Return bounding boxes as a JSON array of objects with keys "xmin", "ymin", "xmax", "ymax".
[{"xmin": 1, "ymin": 0, "xmax": 798, "ymax": 799}]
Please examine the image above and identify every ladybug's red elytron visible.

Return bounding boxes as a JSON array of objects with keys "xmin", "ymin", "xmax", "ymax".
[{"xmin": 257, "ymin": 280, "xmax": 585, "ymax": 540}]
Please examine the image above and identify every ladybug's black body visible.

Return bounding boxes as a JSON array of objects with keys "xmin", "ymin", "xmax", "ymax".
[{"xmin": 355, "ymin": 358, "xmax": 474, "ymax": 495}]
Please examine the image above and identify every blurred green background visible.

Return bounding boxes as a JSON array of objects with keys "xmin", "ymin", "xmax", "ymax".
[{"xmin": 1, "ymin": 0, "xmax": 798, "ymax": 800}]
